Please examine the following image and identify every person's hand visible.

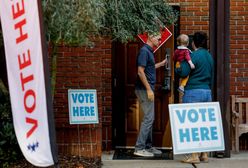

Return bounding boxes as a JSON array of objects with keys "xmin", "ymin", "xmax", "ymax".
[
  {"xmin": 190, "ymin": 63, "xmax": 195, "ymax": 69},
  {"xmin": 155, "ymin": 58, "xmax": 168, "ymax": 68},
  {"xmin": 161, "ymin": 58, "xmax": 167, "ymax": 66},
  {"xmin": 147, "ymin": 89, "xmax": 154, "ymax": 101},
  {"xmin": 188, "ymin": 61, "xmax": 195, "ymax": 69}
]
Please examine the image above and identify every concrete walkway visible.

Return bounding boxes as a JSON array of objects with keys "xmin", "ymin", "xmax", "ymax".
[{"xmin": 102, "ymin": 151, "xmax": 248, "ymax": 168}]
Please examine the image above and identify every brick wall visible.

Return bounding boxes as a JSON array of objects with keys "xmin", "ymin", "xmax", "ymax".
[
  {"xmin": 230, "ymin": 0, "xmax": 248, "ymax": 150},
  {"xmin": 230, "ymin": 0, "xmax": 248, "ymax": 97},
  {"xmin": 51, "ymin": 37, "xmax": 112, "ymax": 157},
  {"xmin": 101, "ymin": 39, "xmax": 113, "ymax": 150},
  {"xmin": 169, "ymin": 0, "xmax": 209, "ymax": 35}
]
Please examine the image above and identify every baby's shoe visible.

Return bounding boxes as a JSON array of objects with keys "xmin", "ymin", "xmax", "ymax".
[{"xmin": 178, "ymin": 86, "xmax": 184, "ymax": 93}]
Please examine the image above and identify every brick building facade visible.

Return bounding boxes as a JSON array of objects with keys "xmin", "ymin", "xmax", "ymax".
[
  {"xmin": 52, "ymin": 38, "xmax": 112, "ymax": 158},
  {"xmin": 52, "ymin": 0, "xmax": 248, "ymax": 158}
]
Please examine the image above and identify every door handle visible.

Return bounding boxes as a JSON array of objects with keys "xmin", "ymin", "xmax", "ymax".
[
  {"xmin": 162, "ymin": 48, "xmax": 171, "ymax": 91},
  {"xmin": 114, "ymin": 78, "xmax": 117, "ymax": 87}
]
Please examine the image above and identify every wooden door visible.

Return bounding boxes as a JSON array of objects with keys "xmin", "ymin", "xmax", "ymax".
[{"xmin": 112, "ymin": 26, "xmax": 175, "ymax": 148}]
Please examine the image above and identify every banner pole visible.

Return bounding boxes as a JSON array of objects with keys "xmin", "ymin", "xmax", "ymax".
[{"xmin": 37, "ymin": 0, "xmax": 59, "ymax": 165}]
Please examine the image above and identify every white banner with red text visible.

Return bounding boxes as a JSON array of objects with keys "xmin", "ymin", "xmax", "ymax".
[{"xmin": 0, "ymin": 0, "xmax": 55, "ymax": 166}]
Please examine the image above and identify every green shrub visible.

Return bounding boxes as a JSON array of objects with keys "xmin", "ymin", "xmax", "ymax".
[
  {"xmin": 103, "ymin": 0, "xmax": 178, "ymax": 42},
  {"xmin": 0, "ymin": 90, "xmax": 23, "ymax": 167}
]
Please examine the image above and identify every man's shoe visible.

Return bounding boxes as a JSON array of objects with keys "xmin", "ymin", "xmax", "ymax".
[
  {"xmin": 133, "ymin": 149, "xmax": 154, "ymax": 157},
  {"xmin": 147, "ymin": 147, "xmax": 162, "ymax": 155}
]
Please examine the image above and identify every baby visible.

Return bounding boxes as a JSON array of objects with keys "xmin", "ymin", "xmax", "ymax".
[{"xmin": 173, "ymin": 34, "xmax": 195, "ymax": 93}]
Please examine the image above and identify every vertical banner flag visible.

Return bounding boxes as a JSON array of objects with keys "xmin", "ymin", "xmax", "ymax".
[
  {"xmin": 169, "ymin": 102, "xmax": 225, "ymax": 154},
  {"xmin": 0, "ymin": 0, "xmax": 57, "ymax": 166}
]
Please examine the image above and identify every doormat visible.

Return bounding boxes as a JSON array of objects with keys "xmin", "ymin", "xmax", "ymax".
[{"xmin": 113, "ymin": 148, "xmax": 173, "ymax": 160}]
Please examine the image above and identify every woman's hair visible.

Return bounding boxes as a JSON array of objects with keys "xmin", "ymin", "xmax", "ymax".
[{"xmin": 193, "ymin": 31, "xmax": 208, "ymax": 49}]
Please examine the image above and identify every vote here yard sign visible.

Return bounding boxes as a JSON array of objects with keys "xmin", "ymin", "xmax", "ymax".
[
  {"xmin": 169, "ymin": 102, "xmax": 225, "ymax": 154},
  {"xmin": 68, "ymin": 89, "xmax": 99, "ymax": 124}
]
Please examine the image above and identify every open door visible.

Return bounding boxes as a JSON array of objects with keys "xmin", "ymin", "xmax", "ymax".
[{"xmin": 112, "ymin": 26, "xmax": 175, "ymax": 149}]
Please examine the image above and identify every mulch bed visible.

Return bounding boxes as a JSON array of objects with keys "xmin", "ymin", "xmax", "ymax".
[{"xmin": 8, "ymin": 155, "xmax": 101, "ymax": 168}]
